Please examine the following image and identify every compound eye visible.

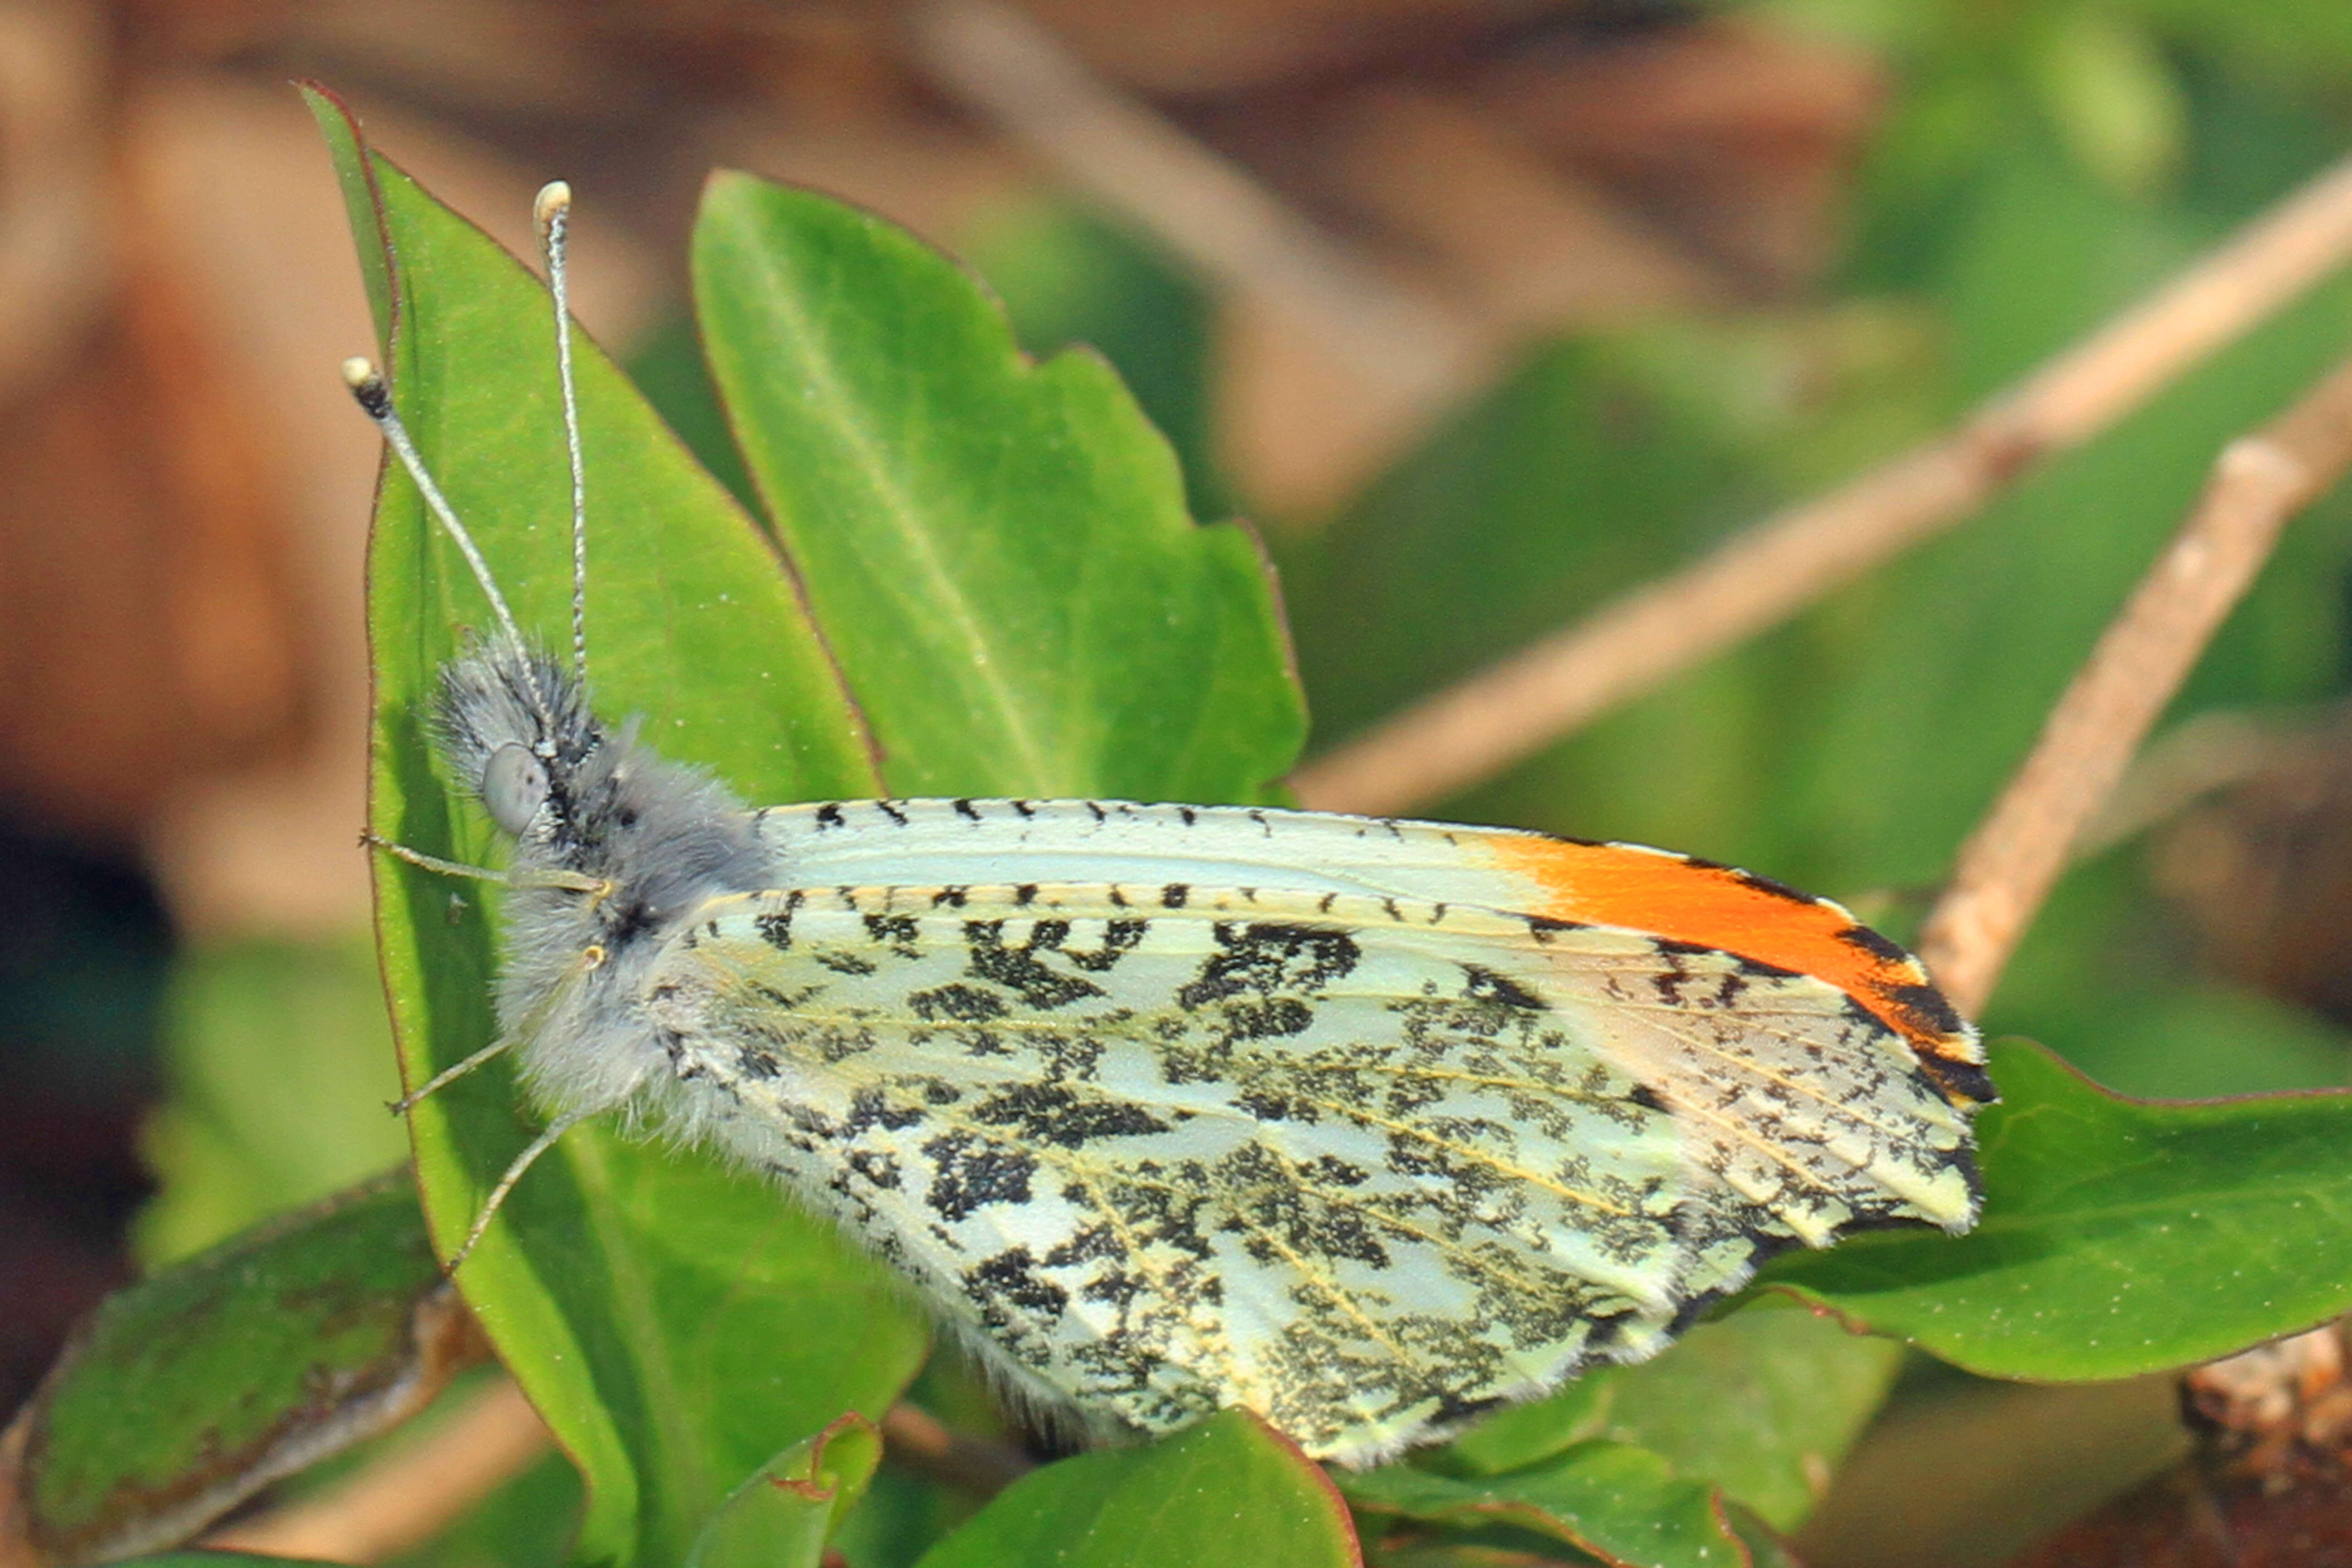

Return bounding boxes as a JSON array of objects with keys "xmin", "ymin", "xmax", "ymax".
[{"xmin": 481, "ymin": 743, "xmax": 550, "ymax": 835}]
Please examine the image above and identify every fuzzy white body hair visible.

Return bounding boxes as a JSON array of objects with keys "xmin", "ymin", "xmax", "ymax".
[{"xmin": 436, "ymin": 641, "xmax": 776, "ymax": 1122}]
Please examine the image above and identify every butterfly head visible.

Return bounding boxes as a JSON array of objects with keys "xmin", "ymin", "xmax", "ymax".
[
  {"xmin": 434, "ymin": 637, "xmax": 603, "ymax": 843},
  {"xmin": 433, "ymin": 634, "xmax": 774, "ymax": 945}
]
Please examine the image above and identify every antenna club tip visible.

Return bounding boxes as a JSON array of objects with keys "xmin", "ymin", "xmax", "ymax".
[
  {"xmin": 534, "ymin": 180, "xmax": 573, "ymax": 233},
  {"xmin": 342, "ymin": 357, "xmax": 393, "ymax": 419}
]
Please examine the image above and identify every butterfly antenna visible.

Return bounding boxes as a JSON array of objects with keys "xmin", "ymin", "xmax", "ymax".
[
  {"xmin": 342, "ymin": 358, "xmax": 529, "ymax": 655},
  {"xmin": 534, "ymin": 180, "xmax": 588, "ymax": 686}
]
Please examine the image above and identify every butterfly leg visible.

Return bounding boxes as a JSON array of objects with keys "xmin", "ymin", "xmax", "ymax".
[
  {"xmin": 445, "ymin": 1098, "xmax": 610, "ymax": 1273},
  {"xmin": 364, "ymin": 832, "xmax": 610, "ymax": 896},
  {"xmin": 397, "ymin": 942, "xmax": 612, "ymax": 1120},
  {"xmin": 391, "ymin": 1037, "xmax": 514, "ymax": 1116}
]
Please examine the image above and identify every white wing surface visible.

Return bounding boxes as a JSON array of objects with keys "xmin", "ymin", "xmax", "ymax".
[
  {"xmin": 639, "ymin": 877, "xmax": 1976, "ymax": 1464},
  {"xmin": 757, "ymin": 798, "xmax": 1540, "ymax": 906}
]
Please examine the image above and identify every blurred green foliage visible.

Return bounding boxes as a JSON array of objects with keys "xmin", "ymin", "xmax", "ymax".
[{"xmin": 136, "ymin": 940, "xmax": 405, "ymax": 1266}]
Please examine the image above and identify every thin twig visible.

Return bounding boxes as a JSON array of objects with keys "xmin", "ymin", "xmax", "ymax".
[
  {"xmin": 907, "ymin": 0, "xmax": 1489, "ymax": 412},
  {"xmin": 1919, "ymin": 351, "xmax": 2352, "ymax": 1019},
  {"xmin": 202, "ymin": 1377, "xmax": 552, "ymax": 1564},
  {"xmin": 1292, "ymin": 150, "xmax": 2352, "ymax": 816}
]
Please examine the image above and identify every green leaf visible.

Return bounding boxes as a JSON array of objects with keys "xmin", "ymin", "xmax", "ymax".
[
  {"xmin": 1343, "ymin": 1441, "xmax": 1743, "ymax": 1568},
  {"xmin": 691, "ymin": 170, "xmax": 1305, "ymax": 803},
  {"xmin": 1591, "ymin": 1304, "xmax": 1900, "ymax": 1534},
  {"xmin": 10, "ymin": 1175, "xmax": 468, "ymax": 1568},
  {"xmin": 108, "ymin": 1556, "xmax": 348, "ymax": 1568},
  {"xmin": 964, "ymin": 198, "xmax": 1227, "ymax": 522},
  {"xmin": 1436, "ymin": 1375, "xmax": 1615, "ymax": 1479},
  {"xmin": 1764, "ymin": 1038, "xmax": 2352, "ymax": 1380},
  {"xmin": 685, "ymin": 1415, "xmax": 881, "ymax": 1568},
  {"xmin": 1723, "ymin": 1503, "xmax": 1804, "ymax": 1568},
  {"xmin": 307, "ymin": 87, "xmax": 928, "ymax": 1568},
  {"xmin": 135, "ymin": 939, "xmax": 407, "ymax": 1266},
  {"xmin": 916, "ymin": 1411, "xmax": 1360, "ymax": 1568},
  {"xmin": 1439, "ymin": 1304, "xmax": 1899, "ymax": 1535}
]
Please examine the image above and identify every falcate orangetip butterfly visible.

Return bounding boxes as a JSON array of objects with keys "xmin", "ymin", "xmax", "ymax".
[{"xmin": 350, "ymin": 181, "xmax": 1991, "ymax": 1469}]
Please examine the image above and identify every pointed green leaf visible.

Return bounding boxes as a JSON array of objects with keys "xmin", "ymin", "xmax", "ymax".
[
  {"xmin": 1343, "ymin": 1441, "xmax": 1744, "ymax": 1568},
  {"xmin": 308, "ymin": 87, "xmax": 927, "ymax": 1568},
  {"xmin": 685, "ymin": 1415, "xmax": 881, "ymax": 1568},
  {"xmin": 1435, "ymin": 1374, "xmax": 1616, "ymax": 1480},
  {"xmin": 10, "ymin": 1176, "xmax": 466, "ymax": 1568},
  {"xmin": 1587, "ymin": 1304, "xmax": 1899, "ymax": 1534},
  {"xmin": 1764, "ymin": 1038, "xmax": 2352, "ymax": 1380},
  {"xmin": 691, "ymin": 170, "xmax": 1305, "ymax": 803},
  {"xmin": 916, "ymin": 1411, "xmax": 1360, "ymax": 1568},
  {"xmin": 1438, "ymin": 1304, "xmax": 1899, "ymax": 1535}
]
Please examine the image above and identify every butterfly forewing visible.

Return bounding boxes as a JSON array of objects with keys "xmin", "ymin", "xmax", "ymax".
[
  {"xmin": 641, "ymin": 871, "xmax": 1975, "ymax": 1463},
  {"xmin": 755, "ymin": 798, "xmax": 1541, "ymax": 903},
  {"xmin": 754, "ymin": 798, "xmax": 1991, "ymax": 1102}
]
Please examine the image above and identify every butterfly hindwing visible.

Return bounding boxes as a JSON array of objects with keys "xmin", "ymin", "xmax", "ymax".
[{"xmin": 640, "ymin": 876, "xmax": 1976, "ymax": 1463}]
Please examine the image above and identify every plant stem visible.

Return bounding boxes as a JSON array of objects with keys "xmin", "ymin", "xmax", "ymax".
[{"xmin": 1920, "ymin": 351, "xmax": 2352, "ymax": 1019}]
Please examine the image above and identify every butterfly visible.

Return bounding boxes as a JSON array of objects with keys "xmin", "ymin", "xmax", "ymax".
[{"xmin": 353, "ymin": 182, "xmax": 1991, "ymax": 1469}]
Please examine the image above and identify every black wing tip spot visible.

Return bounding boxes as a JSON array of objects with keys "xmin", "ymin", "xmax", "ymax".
[
  {"xmin": 1837, "ymin": 922, "xmax": 1912, "ymax": 965},
  {"xmin": 1921, "ymin": 1054, "xmax": 1998, "ymax": 1108},
  {"xmin": 1881, "ymin": 980, "xmax": 1968, "ymax": 1039},
  {"xmin": 1161, "ymin": 883, "xmax": 1190, "ymax": 909}
]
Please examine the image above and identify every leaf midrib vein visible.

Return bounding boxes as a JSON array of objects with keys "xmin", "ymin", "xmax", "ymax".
[{"xmin": 738, "ymin": 234, "xmax": 1052, "ymax": 783}]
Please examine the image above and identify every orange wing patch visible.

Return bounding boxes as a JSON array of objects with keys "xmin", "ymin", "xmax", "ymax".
[{"xmin": 1483, "ymin": 834, "xmax": 1991, "ymax": 1106}]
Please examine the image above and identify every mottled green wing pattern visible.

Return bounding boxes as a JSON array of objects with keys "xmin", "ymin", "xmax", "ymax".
[{"xmin": 639, "ymin": 879, "xmax": 1975, "ymax": 1465}]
